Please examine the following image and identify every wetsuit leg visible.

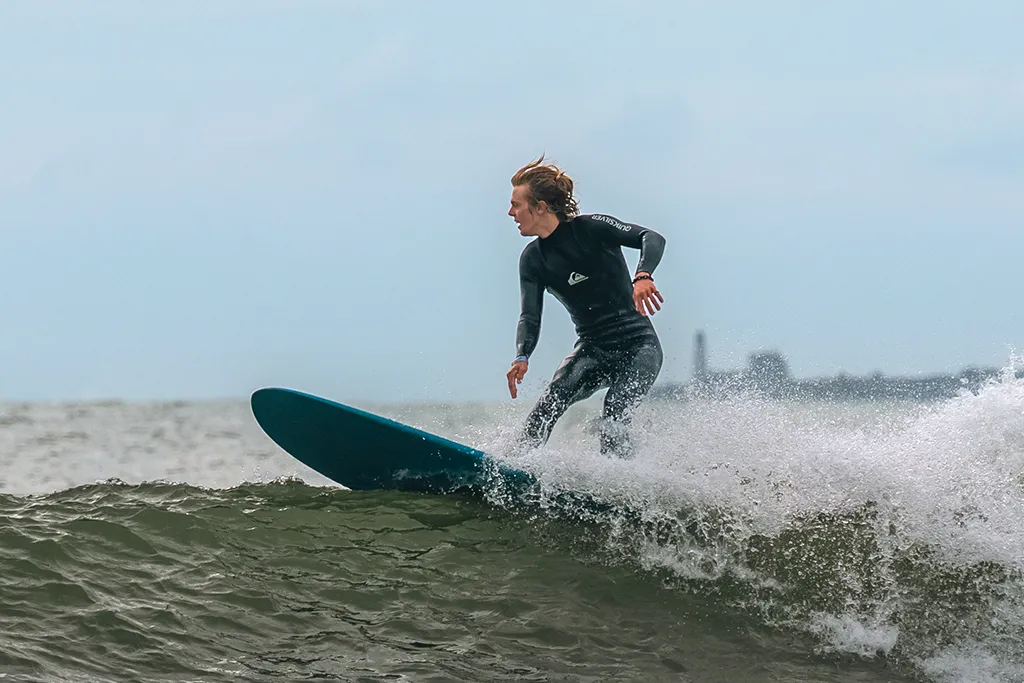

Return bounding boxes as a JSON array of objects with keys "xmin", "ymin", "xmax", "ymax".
[
  {"xmin": 599, "ymin": 334, "xmax": 664, "ymax": 458},
  {"xmin": 519, "ymin": 343, "xmax": 609, "ymax": 451}
]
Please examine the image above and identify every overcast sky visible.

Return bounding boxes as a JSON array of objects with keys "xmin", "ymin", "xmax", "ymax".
[{"xmin": 2, "ymin": 1, "xmax": 1022, "ymax": 403}]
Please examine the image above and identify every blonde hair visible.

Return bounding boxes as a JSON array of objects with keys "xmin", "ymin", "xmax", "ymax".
[{"xmin": 510, "ymin": 155, "xmax": 579, "ymax": 222}]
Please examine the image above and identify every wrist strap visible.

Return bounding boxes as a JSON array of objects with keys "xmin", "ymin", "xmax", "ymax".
[
  {"xmin": 632, "ymin": 274, "xmax": 653, "ymax": 284},
  {"xmin": 513, "ymin": 355, "xmax": 529, "ymax": 365}
]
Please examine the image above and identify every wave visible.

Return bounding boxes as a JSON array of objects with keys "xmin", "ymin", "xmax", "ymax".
[
  {"xmin": 3, "ymin": 365, "xmax": 1024, "ymax": 681},
  {"xmin": 478, "ymin": 366, "xmax": 1024, "ymax": 681}
]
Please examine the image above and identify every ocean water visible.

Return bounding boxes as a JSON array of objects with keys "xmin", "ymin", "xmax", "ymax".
[{"xmin": 2, "ymin": 369, "xmax": 1024, "ymax": 683}]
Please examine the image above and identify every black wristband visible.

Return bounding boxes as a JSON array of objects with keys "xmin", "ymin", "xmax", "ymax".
[{"xmin": 632, "ymin": 274, "xmax": 653, "ymax": 284}]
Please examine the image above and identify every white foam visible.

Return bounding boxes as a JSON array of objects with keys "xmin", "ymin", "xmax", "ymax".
[
  {"xmin": 495, "ymin": 368, "xmax": 1024, "ymax": 569},
  {"xmin": 485, "ymin": 363, "xmax": 1024, "ymax": 680},
  {"xmin": 916, "ymin": 643, "xmax": 1018, "ymax": 683},
  {"xmin": 807, "ymin": 612, "xmax": 900, "ymax": 658}
]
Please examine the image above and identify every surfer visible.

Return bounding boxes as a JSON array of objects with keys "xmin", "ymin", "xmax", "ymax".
[{"xmin": 505, "ymin": 155, "xmax": 667, "ymax": 458}]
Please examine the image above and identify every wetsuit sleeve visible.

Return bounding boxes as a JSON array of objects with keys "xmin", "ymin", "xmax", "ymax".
[
  {"xmin": 516, "ymin": 247, "xmax": 544, "ymax": 359},
  {"xmin": 583, "ymin": 214, "xmax": 667, "ymax": 275}
]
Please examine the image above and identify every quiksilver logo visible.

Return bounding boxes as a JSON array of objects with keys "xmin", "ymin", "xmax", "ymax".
[
  {"xmin": 568, "ymin": 272, "xmax": 589, "ymax": 285},
  {"xmin": 591, "ymin": 214, "xmax": 631, "ymax": 231}
]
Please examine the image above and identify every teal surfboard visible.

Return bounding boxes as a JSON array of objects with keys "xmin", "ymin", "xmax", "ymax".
[{"xmin": 250, "ymin": 387, "xmax": 536, "ymax": 496}]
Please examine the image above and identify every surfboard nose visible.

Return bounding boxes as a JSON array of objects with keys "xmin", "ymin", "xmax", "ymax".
[{"xmin": 248, "ymin": 386, "xmax": 533, "ymax": 496}]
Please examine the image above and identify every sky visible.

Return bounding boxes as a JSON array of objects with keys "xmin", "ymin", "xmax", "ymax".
[{"xmin": 1, "ymin": 1, "xmax": 1023, "ymax": 404}]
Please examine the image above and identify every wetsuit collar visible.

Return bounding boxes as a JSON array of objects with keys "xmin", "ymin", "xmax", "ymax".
[{"xmin": 539, "ymin": 219, "xmax": 567, "ymax": 240}]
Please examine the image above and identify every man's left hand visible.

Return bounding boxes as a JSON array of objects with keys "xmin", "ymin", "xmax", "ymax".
[{"xmin": 633, "ymin": 274, "xmax": 664, "ymax": 316}]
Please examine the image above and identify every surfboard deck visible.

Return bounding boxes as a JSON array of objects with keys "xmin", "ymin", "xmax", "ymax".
[{"xmin": 250, "ymin": 387, "xmax": 536, "ymax": 496}]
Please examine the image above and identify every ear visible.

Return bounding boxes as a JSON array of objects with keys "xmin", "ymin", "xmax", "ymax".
[{"xmin": 535, "ymin": 200, "xmax": 550, "ymax": 215}]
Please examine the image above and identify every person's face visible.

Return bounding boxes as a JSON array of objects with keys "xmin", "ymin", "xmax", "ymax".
[{"xmin": 509, "ymin": 184, "xmax": 547, "ymax": 237}]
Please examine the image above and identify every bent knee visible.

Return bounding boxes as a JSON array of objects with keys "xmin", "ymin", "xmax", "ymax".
[
  {"xmin": 532, "ymin": 385, "xmax": 573, "ymax": 415},
  {"xmin": 634, "ymin": 342, "xmax": 664, "ymax": 371}
]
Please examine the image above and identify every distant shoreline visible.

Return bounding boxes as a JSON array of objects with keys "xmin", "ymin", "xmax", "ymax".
[{"xmin": 653, "ymin": 330, "xmax": 1022, "ymax": 402}]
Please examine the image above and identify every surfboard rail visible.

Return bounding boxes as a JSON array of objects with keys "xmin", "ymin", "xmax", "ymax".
[{"xmin": 250, "ymin": 387, "xmax": 535, "ymax": 496}]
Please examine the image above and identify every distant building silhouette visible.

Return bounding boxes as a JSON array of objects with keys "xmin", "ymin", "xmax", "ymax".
[
  {"xmin": 693, "ymin": 331, "xmax": 708, "ymax": 381},
  {"xmin": 651, "ymin": 330, "xmax": 1018, "ymax": 402}
]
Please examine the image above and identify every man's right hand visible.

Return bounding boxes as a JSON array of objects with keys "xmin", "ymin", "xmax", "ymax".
[{"xmin": 507, "ymin": 361, "xmax": 528, "ymax": 398}]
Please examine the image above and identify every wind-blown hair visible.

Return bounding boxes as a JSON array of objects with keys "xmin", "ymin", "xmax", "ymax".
[{"xmin": 510, "ymin": 155, "xmax": 579, "ymax": 222}]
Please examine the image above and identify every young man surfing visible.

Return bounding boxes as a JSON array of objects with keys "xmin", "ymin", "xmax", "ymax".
[{"xmin": 505, "ymin": 156, "xmax": 667, "ymax": 458}]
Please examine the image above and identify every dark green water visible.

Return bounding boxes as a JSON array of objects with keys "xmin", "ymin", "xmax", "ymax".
[
  {"xmin": 4, "ymin": 387, "xmax": 1024, "ymax": 682},
  {"xmin": 0, "ymin": 481, "xmax": 916, "ymax": 683}
]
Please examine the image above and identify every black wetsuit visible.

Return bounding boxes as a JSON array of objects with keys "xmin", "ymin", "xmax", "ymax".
[{"xmin": 515, "ymin": 213, "xmax": 667, "ymax": 457}]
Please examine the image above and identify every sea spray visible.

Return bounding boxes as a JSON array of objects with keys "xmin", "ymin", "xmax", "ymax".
[{"xmin": 482, "ymin": 365, "xmax": 1024, "ymax": 678}]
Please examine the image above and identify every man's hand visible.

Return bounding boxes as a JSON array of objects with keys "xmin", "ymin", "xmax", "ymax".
[
  {"xmin": 507, "ymin": 360, "xmax": 528, "ymax": 398},
  {"xmin": 633, "ymin": 273, "xmax": 664, "ymax": 316}
]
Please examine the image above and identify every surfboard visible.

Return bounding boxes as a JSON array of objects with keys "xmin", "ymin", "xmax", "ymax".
[{"xmin": 250, "ymin": 387, "xmax": 536, "ymax": 496}]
